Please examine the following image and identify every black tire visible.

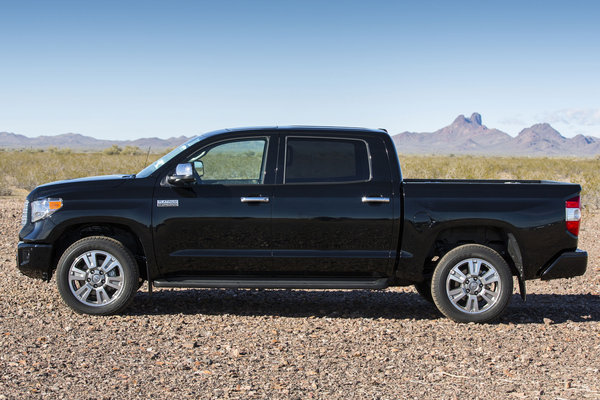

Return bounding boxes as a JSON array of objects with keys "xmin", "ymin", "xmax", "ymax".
[
  {"xmin": 431, "ymin": 244, "xmax": 513, "ymax": 323},
  {"xmin": 56, "ymin": 236, "xmax": 139, "ymax": 315},
  {"xmin": 414, "ymin": 279, "xmax": 433, "ymax": 303}
]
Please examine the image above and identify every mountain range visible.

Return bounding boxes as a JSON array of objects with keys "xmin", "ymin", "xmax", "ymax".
[
  {"xmin": 0, "ymin": 132, "xmax": 191, "ymax": 151},
  {"xmin": 1, "ymin": 114, "xmax": 599, "ymax": 155},
  {"xmin": 392, "ymin": 113, "xmax": 600, "ymax": 156}
]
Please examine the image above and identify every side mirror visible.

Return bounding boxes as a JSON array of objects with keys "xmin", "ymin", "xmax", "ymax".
[{"xmin": 167, "ymin": 163, "xmax": 196, "ymax": 185}]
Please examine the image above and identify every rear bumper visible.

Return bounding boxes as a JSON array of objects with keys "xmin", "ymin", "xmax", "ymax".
[
  {"xmin": 540, "ymin": 249, "xmax": 588, "ymax": 280},
  {"xmin": 17, "ymin": 242, "xmax": 53, "ymax": 281}
]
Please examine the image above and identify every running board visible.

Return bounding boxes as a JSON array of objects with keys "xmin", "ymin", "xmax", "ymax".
[{"xmin": 153, "ymin": 276, "xmax": 389, "ymax": 290}]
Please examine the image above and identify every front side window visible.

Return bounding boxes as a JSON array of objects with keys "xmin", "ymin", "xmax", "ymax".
[
  {"xmin": 284, "ymin": 137, "xmax": 370, "ymax": 184},
  {"xmin": 188, "ymin": 138, "xmax": 268, "ymax": 184}
]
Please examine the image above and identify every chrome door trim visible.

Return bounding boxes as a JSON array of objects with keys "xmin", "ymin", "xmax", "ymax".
[
  {"xmin": 361, "ymin": 196, "xmax": 390, "ymax": 203},
  {"xmin": 241, "ymin": 197, "xmax": 270, "ymax": 203}
]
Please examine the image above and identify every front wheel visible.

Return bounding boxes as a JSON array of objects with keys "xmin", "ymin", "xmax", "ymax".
[
  {"xmin": 56, "ymin": 236, "xmax": 139, "ymax": 315},
  {"xmin": 431, "ymin": 244, "xmax": 513, "ymax": 323}
]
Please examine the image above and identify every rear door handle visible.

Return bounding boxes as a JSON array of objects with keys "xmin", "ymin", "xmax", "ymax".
[
  {"xmin": 241, "ymin": 197, "xmax": 270, "ymax": 203},
  {"xmin": 362, "ymin": 196, "xmax": 390, "ymax": 203}
]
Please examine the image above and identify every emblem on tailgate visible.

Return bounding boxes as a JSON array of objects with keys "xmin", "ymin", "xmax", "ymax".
[{"xmin": 157, "ymin": 200, "xmax": 179, "ymax": 207}]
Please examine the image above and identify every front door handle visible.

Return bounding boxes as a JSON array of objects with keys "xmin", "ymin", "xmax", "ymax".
[
  {"xmin": 241, "ymin": 197, "xmax": 270, "ymax": 203},
  {"xmin": 362, "ymin": 196, "xmax": 390, "ymax": 203}
]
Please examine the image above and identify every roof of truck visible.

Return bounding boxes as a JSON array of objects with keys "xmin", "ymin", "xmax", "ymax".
[
  {"xmin": 226, "ymin": 125, "xmax": 387, "ymax": 133},
  {"xmin": 188, "ymin": 126, "xmax": 392, "ymax": 147}
]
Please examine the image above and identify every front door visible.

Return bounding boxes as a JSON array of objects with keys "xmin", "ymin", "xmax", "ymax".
[{"xmin": 153, "ymin": 135, "xmax": 277, "ymax": 276}]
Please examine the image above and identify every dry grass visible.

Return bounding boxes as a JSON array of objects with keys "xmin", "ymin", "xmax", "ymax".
[
  {"xmin": 1, "ymin": 150, "xmax": 598, "ymax": 208},
  {"xmin": 400, "ymin": 154, "xmax": 600, "ymax": 209},
  {"xmin": 0, "ymin": 149, "xmax": 161, "ymax": 194}
]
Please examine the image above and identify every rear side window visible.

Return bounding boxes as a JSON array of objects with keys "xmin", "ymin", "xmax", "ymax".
[{"xmin": 284, "ymin": 137, "xmax": 371, "ymax": 184}]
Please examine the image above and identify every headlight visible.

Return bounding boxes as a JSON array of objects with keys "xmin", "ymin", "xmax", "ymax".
[{"xmin": 31, "ymin": 198, "xmax": 63, "ymax": 223}]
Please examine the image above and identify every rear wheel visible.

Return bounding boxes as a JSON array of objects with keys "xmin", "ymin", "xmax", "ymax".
[
  {"xmin": 431, "ymin": 244, "xmax": 513, "ymax": 323},
  {"xmin": 56, "ymin": 236, "xmax": 139, "ymax": 315}
]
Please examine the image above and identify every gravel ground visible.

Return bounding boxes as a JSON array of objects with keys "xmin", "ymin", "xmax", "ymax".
[{"xmin": 0, "ymin": 197, "xmax": 598, "ymax": 400}]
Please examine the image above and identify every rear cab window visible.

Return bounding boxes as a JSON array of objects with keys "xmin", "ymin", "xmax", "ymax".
[{"xmin": 284, "ymin": 137, "xmax": 371, "ymax": 184}]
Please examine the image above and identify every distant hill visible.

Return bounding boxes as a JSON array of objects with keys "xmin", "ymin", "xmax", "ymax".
[
  {"xmin": 0, "ymin": 132, "xmax": 192, "ymax": 151},
  {"xmin": 2, "ymin": 116, "xmax": 599, "ymax": 155},
  {"xmin": 393, "ymin": 113, "xmax": 600, "ymax": 156}
]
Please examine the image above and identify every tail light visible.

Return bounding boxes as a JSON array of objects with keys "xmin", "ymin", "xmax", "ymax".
[{"xmin": 565, "ymin": 196, "xmax": 581, "ymax": 236}]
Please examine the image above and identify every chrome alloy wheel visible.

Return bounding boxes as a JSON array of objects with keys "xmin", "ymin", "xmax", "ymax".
[
  {"xmin": 445, "ymin": 257, "xmax": 501, "ymax": 314},
  {"xmin": 68, "ymin": 250, "xmax": 124, "ymax": 307}
]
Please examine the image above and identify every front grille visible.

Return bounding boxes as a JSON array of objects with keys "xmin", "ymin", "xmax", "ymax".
[{"xmin": 21, "ymin": 200, "xmax": 29, "ymax": 227}]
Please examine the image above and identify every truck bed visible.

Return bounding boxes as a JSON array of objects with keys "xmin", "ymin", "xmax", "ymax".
[{"xmin": 397, "ymin": 179, "xmax": 581, "ymax": 282}]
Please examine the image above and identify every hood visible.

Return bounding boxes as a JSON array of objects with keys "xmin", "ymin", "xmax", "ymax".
[
  {"xmin": 37, "ymin": 174, "xmax": 134, "ymax": 188},
  {"xmin": 28, "ymin": 174, "xmax": 135, "ymax": 201}
]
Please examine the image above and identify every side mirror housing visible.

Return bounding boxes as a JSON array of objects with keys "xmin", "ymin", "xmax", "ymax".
[{"xmin": 167, "ymin": 163, "xmax": 196, "ymax": 185}]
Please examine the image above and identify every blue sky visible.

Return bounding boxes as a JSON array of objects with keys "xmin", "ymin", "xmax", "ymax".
[{"xmin": 1, "ymin": 0, "xmax": 599, "ymax": 140}]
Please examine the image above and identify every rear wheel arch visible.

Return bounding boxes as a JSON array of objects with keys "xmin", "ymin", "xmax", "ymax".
[{"xmin": 423, "ymin": 226, "xmax": 519, "ymax": 278}]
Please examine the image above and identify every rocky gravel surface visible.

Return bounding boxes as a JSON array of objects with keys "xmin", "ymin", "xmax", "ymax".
[{"xmin": 0, "ymin": 197, "xmax": 599, "ymax": 399}]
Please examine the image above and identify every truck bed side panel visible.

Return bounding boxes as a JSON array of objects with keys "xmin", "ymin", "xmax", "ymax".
[{"xmin": 397, "ymin": 181, "xmax": 580, "ymax": 281}]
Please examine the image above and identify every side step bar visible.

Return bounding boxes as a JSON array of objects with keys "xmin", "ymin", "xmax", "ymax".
[{"xmin": 153, "ymin": 276, "xmax": 389, "ymax": 290}]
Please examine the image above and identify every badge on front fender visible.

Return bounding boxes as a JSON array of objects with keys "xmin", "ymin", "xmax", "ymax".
[{"xmin": 157, "ymin": 200, "xmax": 179, "ymax": 207}]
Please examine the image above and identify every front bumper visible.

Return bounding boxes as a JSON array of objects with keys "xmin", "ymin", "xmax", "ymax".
[
  {"xmin": 540, "ymin": 249, "xmax": 588, "ymax": 280},
  {"xmin": 17, "ymin": 242, "xmax": 53, "ymax": 281}
]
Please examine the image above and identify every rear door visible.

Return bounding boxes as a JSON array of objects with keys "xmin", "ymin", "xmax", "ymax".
[
  {"xmin": 153, "ymin": 134, "xmax": 277, "ymax": 276},
  {"xmin": 271, "ymin": 132, "xmax": 395, "ymax": 277}
]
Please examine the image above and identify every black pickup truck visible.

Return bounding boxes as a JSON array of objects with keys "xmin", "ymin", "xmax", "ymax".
[{"xmin": 17, "ymin": 126, "xmax": 588, "ymax": 322}]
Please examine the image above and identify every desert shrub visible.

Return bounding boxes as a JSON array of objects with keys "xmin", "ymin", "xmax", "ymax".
[
  {"xmin": 103, "ymin": 145, "xmax": 122, "ymax": 155},
  {"xmin": 46, "ymin": 147, "xmax": 72, "ymax": 154},
  {"xmin": 0, "ymin": 177, "xmax": 12, "ymax": 196},
  {"xmin": 122, "ymin": 146, "xmax": 143, "ymax": 155}
]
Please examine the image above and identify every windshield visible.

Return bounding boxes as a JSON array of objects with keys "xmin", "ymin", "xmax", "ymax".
[{"xmin": 136, "ymin": 135, "xmax": 205, "ymax": 178}]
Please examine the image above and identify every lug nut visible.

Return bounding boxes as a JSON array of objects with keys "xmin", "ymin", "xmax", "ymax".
[
  {"xmin": 93, "ymin": 284, "xmax": 97, "ymax": 288},
  {"xmin": 87, "ymin": 278, "xmax": 91, "ymax": 282},
  {"xmin": 466, "ymin": 289, "xmax": 470, "ymax": 293},
  {"xmin": 99, "ymin": 271, "xmax": 103, "ymax": 275},
  {"xmin": 465, "ymin": 279, "xmax": 469, "ymax": 284},
  {"xmin": 479, "ymin": 284, "xmax": 483, "ymax": 288},
  {"xmin": 101, "ymin": 280, "xmax": 105, "ymax": 284}
]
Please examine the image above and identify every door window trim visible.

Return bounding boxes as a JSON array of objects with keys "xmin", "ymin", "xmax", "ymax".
[{"xmin": 282, "ymin": 135, "xmax": 373, "ymax": 185}]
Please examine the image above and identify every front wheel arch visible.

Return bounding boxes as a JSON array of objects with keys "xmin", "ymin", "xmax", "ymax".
[{"xmin": 51, "ymin": 223, "xmax": 149, "ymax": 281}]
